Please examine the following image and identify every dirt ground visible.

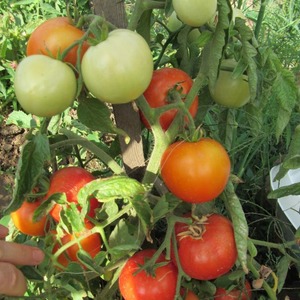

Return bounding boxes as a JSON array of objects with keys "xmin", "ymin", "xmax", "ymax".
[{"xmin": 0, "ymin": 122, "xmax": 26, "ymax": 214}]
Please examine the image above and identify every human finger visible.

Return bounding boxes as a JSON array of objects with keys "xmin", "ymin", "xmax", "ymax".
[
  {"xmin": 0, "ymin": 225, "xmax": 8, "ymax": 239},
  {"xmin": 0, "ymin": 262, "xmax": 27, "ymax": 296},
  {"xmin": 0, "ymin": 240, "xmax": 44, "ymax": 266}
]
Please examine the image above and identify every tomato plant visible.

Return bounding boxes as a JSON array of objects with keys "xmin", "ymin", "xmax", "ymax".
[
  {"xmin": 140, "ymin": 67, "xmax": 199, "ymax": 131},
  {"xmin": 81, "ymin": 28, "xmax": 153, "ymax": 104},
  {"xmin": 52, "ymin": 221, "xmax": 101, "ymax": 268},
  {"xmin": 214, "ymin": 280, "xmax": 252, "ymax": 299},
  {"xmin": 172, "ymin": 0, "xmax": 217, "ymax": 27},
  {"xmin": 160, "ymin": 138, "xmax": 231, "ymax": 203},
  {"xmin": 46, "ymin": 167, "xmax": 100, "ymax": 222},
  {"xmin": 173, "ymin": 214, "xmax": 237, "ymax": 280},
  {"xmin": 14, "ymin": 54, "xmax": 77, "ymax": 117},
  {"xmin": 10, "ymin": 198, "xmax": 48, "ymax": 236},
  {"xmin": 118, "ymin": 249, "xmax": 178, "ymax": 300},
  {"xmin": 26, "ymin": 17, "xmax": 89, "ymax": 67},
  {"xmin": 210, "ymin": 59, "xmax": 250, "ymax": 108}
]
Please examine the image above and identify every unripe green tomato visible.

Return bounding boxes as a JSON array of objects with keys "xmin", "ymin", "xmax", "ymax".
[
  {"xmin": 211, "ymin": 60, "xmax": 250, "ymax": 108},
  {"xmin": 14, "ymin": 55, "xmax": 77, "ymax": 117},
  {"xmin": 167, "ymin": 11, "xmax": 200, "ymax": 43},
  {"xmin": 172, "ymin": 0, "xmax": 217, "ymax": 27},
  {"xmin": 167, "ymin": 11, "xmax": 183, "ymax": 32},
  {"xmin": 81, "ymin": 29, "xmax": 153, "ymax": 104}
]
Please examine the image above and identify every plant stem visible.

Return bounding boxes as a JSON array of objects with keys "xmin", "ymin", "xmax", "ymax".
[
  {"xmin": 128, "ymin": 0, "xmax": 165, "ymax": 31},
  {"xmin": 136, "ymin": 95, "xmax": 171, "ymax": 184},
  {"xmin": 247, "ymin": 257, "xmax": 277, "ymax": 300},
  {"xmin": 254, "ymin": 0, "xmax": 267, "ymax": 39},
  {"xmin": 249, "ymin": 238, "xmax": 299, "ymax": 263},
  {"xmin": 50, "ymin": 138, "xmax": 124, "ymax": 175},
  {"xmin": 166, "ymin": 71, "xmax": 208, "ymax": 140}
]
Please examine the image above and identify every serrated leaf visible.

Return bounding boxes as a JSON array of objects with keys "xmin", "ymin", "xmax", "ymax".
[
  {"xmin": 60, "ymin": 202, "xmax": 85, "ymax": 233},
  {"xmin": 78, "ymin": 176, "xmax": 145, "ymax": 204},
  {"xmin": 221, "ymin": 181, "xmax": 249, "ymax": 274},
  {"xmin": 77, "ymin": 97, "xmax": 115, "ymax": 132},
  {"xmin": 4, "ymin": 133, "xmax": 50, "ymax": 214},
  {"xmin": 108, "ymin": 219, "xmax": 142, "ymax": 259},
  {"xmin": 206, "ymin": 0, "xmax": 231, "ymax": 88},
  {"xmin": 234, "ymin": 19, "xmax": 258, "ymax": 103},
  {"xmin": 6, "ymin": 110, "xmax": 37, "ymax": 129},
  {"xmin": 77, "ymin": 97, "xmax": 128, "ymax": 138},
  {"xmin": 97, "ymin": 201, "xmax": 119, "ymax": 221}
]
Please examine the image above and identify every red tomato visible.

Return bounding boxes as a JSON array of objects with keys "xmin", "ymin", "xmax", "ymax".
[
  {"xmin": 140, "ymin": 67, "xmax": 199, "ymax": 131},
  {"xmin": 182, "ymin": 289, "xmax": 200, "ymax": 300},
  {"xmin": 214, "ymin": 280, "xmax": 252, "ymax": 299},
  {"xmin": 119, "ymin": 249, "xmax": 178, "ymax": 300},
  {"xmin": 160, "ymin": 138, "xmax": 231, "ymax": 203},
  {"xmin": 11, "ymin": 198, "xmax": 48, "ymax": 236},
  {"xmin": 173, "ymin": 214, "xmax": 237, "ymax": 280},
  {"xmin": 46, "ymin": 167, "xmax": 100, "ymax": 222},
  {"xmin": 26, "ymin": 17, "xmax": 89, "ymax": 67},
  {"xmin": 52, "ymin": 222, "xmax": 101, "ymax": 268}
]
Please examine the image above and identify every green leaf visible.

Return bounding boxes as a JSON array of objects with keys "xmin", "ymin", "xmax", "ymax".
[
  {"xmin": 268, "ymin": 182, "xmax": 300, "ymax": 199},
  {"xmin": 235, "ymin": 18, "xmax": 258, "ymax": 103},
  {"xmin": 78, "ymin": 97, "xmax": 128, "ymax": 138},
  {"xmin": 97, "ymin": 201, "xmax": 119, "ymax": 222},
  {"xmin": 4, "ymin": 133, "xmax": 50, "ymax": 214},
  {"xmin": 77, "ymin": 176, "xmax": 145, "ymax": 204},
  {"xmin": 130, "ymin": 194, "xmax": 153, "ymax": 241},
  {"xmin": 77, "ymin": 97, "xmax": 115, "ymax": 133},
  {"xmin": 108, "ymin": 219, "xmax": 142, "ymax": 259},
  {"xmin": 6, "ymin": 111, "xmax": 37, "ymax": 129},
  {"xmin": 206, "ymin": 0, "xmax": 231, "ymax": 88},
  {"xmin": 275, "ymin": 125, "xmax": 300, "ymax": 181},
  {"xmin": 247, "ymin": 239, "xmax": 258, "ymax": 258},
  {"xmin": 263, "ymin": 51, "xmax": 298, "ymax": 141},
  {"xmin": 60, "ymin": 202, "xmax": 85, "ymax": 233},
  {"xmin": 221, "ymin": 181, "xmax": 249, "ymax": 274},
  {"xmin": 76, "ymin": 249, "xmax": 104, "ymax": 274},
  {"xmin": 20, "ymin": 265, "xmax": 44, "ymax": 281},
  {"xmin": 276, "ymin": 256, "xmax": 291, "ymax": 292}
]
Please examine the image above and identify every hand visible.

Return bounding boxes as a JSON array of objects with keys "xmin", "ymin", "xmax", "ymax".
[{"xmin": 0, "ymin": 224, "xmax": 45, "ymax": 296}]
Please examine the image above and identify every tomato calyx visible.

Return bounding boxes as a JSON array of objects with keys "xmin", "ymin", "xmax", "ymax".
[
  {"xmin": 166, "ymin": 83, "xmax": 185, "ymax": 104},
  {"xmin": 177, "ymin": 215, "xmax": 210, "ymax": 240},
  {"xmin": 134, "ymin": 258, "xmax": 170, "ymax": 278}
]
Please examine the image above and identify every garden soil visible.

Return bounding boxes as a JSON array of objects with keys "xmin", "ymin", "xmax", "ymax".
[{"xmin": 0, "ymin": 122, "xmax": 26, "ymax": 214}]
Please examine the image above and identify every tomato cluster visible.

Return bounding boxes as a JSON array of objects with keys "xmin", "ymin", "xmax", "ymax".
[
  {"xmin": 14, "ymin": 17, "xmax": 154, "ymax": 117},
  {"xmin": 11, "ymin": 167, "xmax": 102, "ymax": 268},
  {"xmin": 9, "ymin": 5, "xmax": 256, "ymax": 299}
]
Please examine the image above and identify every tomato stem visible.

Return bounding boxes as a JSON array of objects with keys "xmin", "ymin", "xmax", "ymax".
[
  {"xmin": 136, "ymin": 95, "xmax": 171, "ymax": 185},
  {"xmin": 50, "ymin": 135, "xmax": 124, "ymax": 175},
  {"xmin": 128, "ymin": 0, "xmax": 165, "ymax": 31}
]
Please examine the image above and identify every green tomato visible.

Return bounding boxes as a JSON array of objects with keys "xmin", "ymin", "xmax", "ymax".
[
  {"xmin": 172, "ymin": 0, "xmax": 217, "ymax": 27},
  {"xmin": 81, "ymin": 29, "xmax": 153, "ymax": 104},
  {"xmin": 167, "ymin": 11, "xmax": 183, "ymax": 32},
  {"xmin": 211, "ymin": 60, "xmax": 250, "ymax": 108},
  {"xmin": 14, "ymin": 55, "xmax": 77, "ymax": 117},
  {"xmin": 167, "ymin": 11, "xmax": 200, "ymax": 43}
]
